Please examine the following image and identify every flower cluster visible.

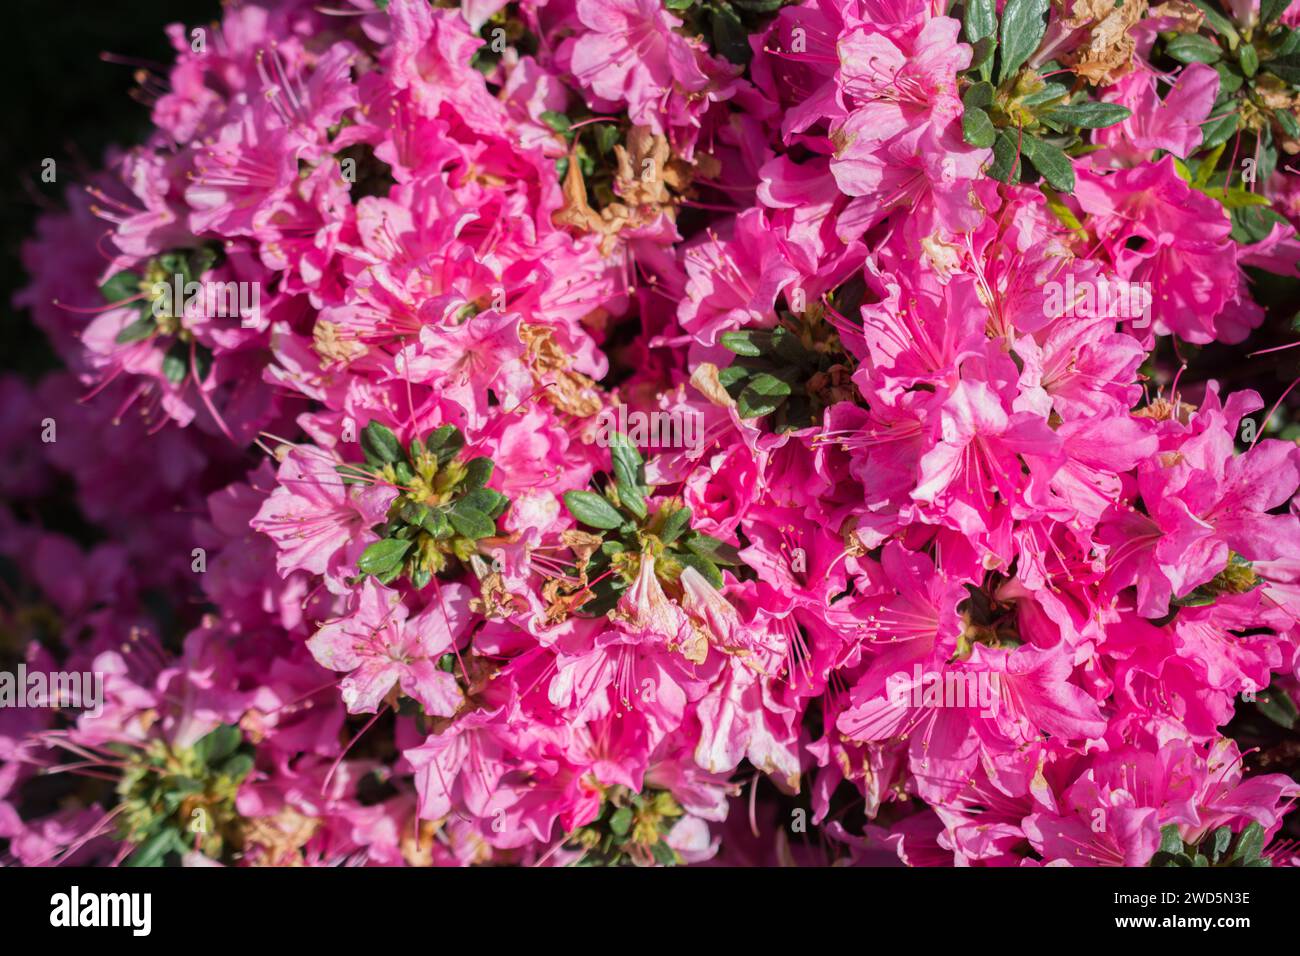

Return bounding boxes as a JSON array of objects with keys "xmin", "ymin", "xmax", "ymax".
[{"xmin": 5, "ymin": 0, "xmax": 1300, "ymax": 867}]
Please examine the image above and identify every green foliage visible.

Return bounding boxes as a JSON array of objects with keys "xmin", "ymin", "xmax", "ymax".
[
  {"xmin": 1150, "ymin": 822, "xmax": 1272, "ymax": 867},
  {"xmin": 352, "ymin": 423, "xmax": 509, "ymax": 587}
]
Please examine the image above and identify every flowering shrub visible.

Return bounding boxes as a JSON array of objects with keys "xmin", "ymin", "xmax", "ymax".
[{"xmin": 5, "ymin": 0, "xmax": 1300, "ymax": 867}]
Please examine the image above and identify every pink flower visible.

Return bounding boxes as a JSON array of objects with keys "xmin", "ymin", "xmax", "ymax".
[{"xmin": 308, "ymin": 577, "xmax": 469, "ymax": 715}]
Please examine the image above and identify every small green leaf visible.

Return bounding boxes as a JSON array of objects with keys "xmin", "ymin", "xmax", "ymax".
[
  {"xmin": 962, "ymin": 106, "xmax": 997, "ymax": 148},
  {"xmin": 1262, "ymin": 0, "xmax": 1292, "ymax": 26},
  {"xmin": 609, "ymin": 806, "xmax": 634, "ymax": 836},
  {"xmin": 1231, "ymin": 205, "xmax": 1288, "ymax": 243},
  {"xmin": 737, "ymin": 372, "xmax": 792, "ymax": 419},
  {"xmin": 1166, "ymin": 34, "xmax": 1223, "ymax": 65},
  {"xmin": 540, "ymin": 111, "xmax": 572, "ymax": 136},
  {"xmin": 1231, "ymin": 822, "xmax": 1266, "ymax": 864},
  {"xmin": 161, "ymin": 347, "xmax": 187, "ymax": 384},
  {"xmin": 971, "ymin": 35, "xmax": 997, "ymax": 78},
  {"xmin": 115, "ymin": 314, "xmax": 157, "ymax": 344},
  {"xmin": 1277, "ymin": 108, "xmax": 1300, "ymax": 139},
  {"xmin": 193, "ymin": 724, "xmax": 241, "ymax": 765},
  {"xmin": 100, "ymin": 270, "xmax": 141, "ymax": 303},
  {"xmin": 1020, "ymin": 82, "xmax": 1071, "ymax": 107},
  {"xmin": 448, "ymin": 503, "xmax": 496, "ymax": 540},
  {"xmin": 710, "ymin": 2, "xmax": 751, "ymax": 66},
  {"xmin": 461, "ymin": 457, "xmax": 495, "ymax": 493},
  {"xmin": 1267, "ymin": 51, "xmax": 1300, "ymax": 85},
  {"xmin": 660, "ymin": 505, "xmax": 693, "ymax": 545},
  {"xmin": 720, "ymin": 329, "xmax": 768, "ymax": 357},
  {"xmin": 358, "ymin": 537, "xmax": 413, "ymax": 576},
  {"xmin": 1240, "ymin": 43, "xmax": 1259, "ymax": 78},
  {"xmin": 964, "ymin": 0, "xmax": 997, "ymax": 42},
  {"xmin": 1158, "ymin": 824, "xmax": 1184, "ymax": 856},
  {"xmin": 1211, "ymin": 825, "xmax": 1233, "ymax": 863},
  {"xmin": 987, "ymin": 129, "xmax": 1023, "ymax": 182},
  {"xmin": 997, "ymin": 0, "xmax": 1049, "ymax": 84},
  {"xmin": 1255, "ymin": 684, "xmax": 1299, "ymax": 729},
  {"xmin": 593, "ymin": 123, "xmax": 621, "ymax": 155},
  {"xmin": 685, "ymin": 533, "xmax": 744, "ymax": 566},
  {"xmin": 1187, "ymin": 0, "xmax": 1241, "ymax": 42},
  {"xmin": 461, "ymin": 487, "xmax": 509, "ymax": 519},
  {"xmin": 1021, "ymin": 134, "xmax": 1075, "ymax": 192},
  {"xmin": 963, "ymin": 81, "xmax": 995, "ymax": 111},
  {"xmin": 564, "ymin": 490, "xmax": 625, "ymax": 530},
  {"xmin": 677, "ymin": 552, "xmax": 723, "ymax": 589},
  {"xmin": 421, "ymin": 510, "xmax": 454, "ymax": 540},
  {"xmin": 1200, "ymin": 111, "xmax": 1240, "ymax": 149},
  {"xmin": 127, "ymin": 829, "xmax": 183, "ymax": 868},
  {"xmin": 362, "ymin": 421, "xmax": 405, "ymax": 465},
  {"xmin": 1042, "ymin": 101, "xmax": 1131, "ymax": 129}
]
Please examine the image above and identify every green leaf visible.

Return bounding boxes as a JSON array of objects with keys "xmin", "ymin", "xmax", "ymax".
[
  {"xmin": 161, "ymin": 348, "xmax": 187, "ymax": 385},
  {"xmin": 461, "ymin": 457, "xmax": 495, "ymax": 493},
  {"xmin": 362, "ymin": 421, "xmax": 405, "ymax": 465},
  {"xmin": 971, "ymin": 36, "xmax": 997, "ymax": 78},
  {"xmin": 1255, "ymin": 684, "xmax": 1299, "ymax": 729},
  {"xmin": 1021, "ymin": 134, "xmax": 1075, "ymax": 192},
  {"xmin": 193, "ymin": 724, "xmax": 241, "ymax": 766},
  {"xmin": 1262, "ymin": 0, "xmax": 1293, "ymax": 24},
  {"xmin": 1278, "ymin": 108, "xmax": 1300, "ymax": 139},
  {"xmin": 611, "ymin": 435, "xmax": 647, "ymax": 521},
  {"xmin": 1212, "ymin": 186, "xmax": 1271, "ymax": 209},
  {"xmin": 987, "ymin": 129, "xmax": 1023, "ymax": 182},
  {"xmin": 962, "ymin": 106, "xmax": 997, "ymax": 148},
  {"xmin": 357, "ymin": 537, "xmax": 413, "ymax": 576},
  {"xmin": 1214, "ymin": 61, "xmax": 1245, "ymax": 94},
  {"xmin": 964, "ymin": 0, "xmax": 997, "ymax": 42},
  {"xmin": 593, "ymin": 123, "xmax": 621, "ymax": 156},
  {"xmin": 1200, "ymin": 111, "xmax": 1239, "ymax": 149},
  {"xmin": 1240, "ymin": 43, "xmax": 1259, "ymax": 78},
  {"xmin": 126, "ymin": 829, "xmax": 182, "ymax": 868},
  {"xmin": 1020, "ymin": 82, "xmax": 1070, "ymax": 107},
  {"xmin": 100, "ymin": 270, "xmax": 140, "ymax": 303},
  {"xmin": 1187, "ymin": 0, "xmax": 1241, "ymax": 42},
  {"xmin": 685, "ymin": 533, "xmax": 744, "ymax": 566},
  {"xmin": 220, "ymin": 753, "xmax": 254, "ymax": 780},
  {"xmin": 1158, "ymin": 824, "xmax": 1184, "ymax": 856},
  {"xmin": 737, "ymin": 371, "xmax": 793, "ymax": 419},
  {"xmin": 421, "ymin": 510, "xmax": 454, "ymax": 539},
  {"xmin": 448, "ymin": 503, "xmax": 496, "ymax": 540},
  {"xmin": 540, "ymin": 111, "xmax": 572, "ymax": 135},
  {"xmin": 651, "ymin": 839, "xmax": 678, "ymax": 866},
  {"xmin": 1166, "ymin": 34, "xmax": 1222, "ymax": 65},
  {"xmin": 710, "ymin": 2, "xmax": 751, "ymax": 66},
  {"xmin": 115, "ymin": 314, "xmax": 157, "ymax": 344},
  {"xmin": 1231, "ymin": 822, "xmax": 1266, "ymax": 864},
  {"xmin": 609, "ymin": 806, "xmax": 634, "ymax": 837},
  {"xmin": 425, "ymin": 424, "xmax": 459, "ymax": 450},
  {"xmin": 564, "ymin": 490, "xmax": 625, "ymax": 530},
  {"xmin": 660, "ymin": 505, "xmax": 693, "ymax": 545},
  {"xmin": 720, "ymin": 329, "xmax": 769, "ymax": 357},
  {"xmin": 677, "ymin": 552, "xmax": 724, "ymax": 589},
  {"xmin": 963, "ymin": 81, "xmax": 995, "ymax": 111},
  {"xmin": 1231, "ymin": 205, "xmax": 1288, "ymax": 243},
  {"xmin": 461, "ymin": 487, "xmax": 508, "ymax": 519},
  {"xmin": 1042, "ymin": 101, "xmax": 1131, "ymax": 129},
  {"xmin": 1211, "ymin": 825, "xmax": 1233, "ymax": 863},
  {"xmin": 609, "ymin": 432, "xmax": 645, "ymax": 492},
  {"xmin": 1267, "ymin": 51, "xmax": 1300, "ymax": 85},
  {"xmin": 997, "ymin": 0, "xmax": 1048, "ymax": 84}
]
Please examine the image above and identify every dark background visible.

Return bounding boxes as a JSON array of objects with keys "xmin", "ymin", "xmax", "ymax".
[{"xmin": 0, "ymin": 0, "xmax": 220, "ymax": 382}]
